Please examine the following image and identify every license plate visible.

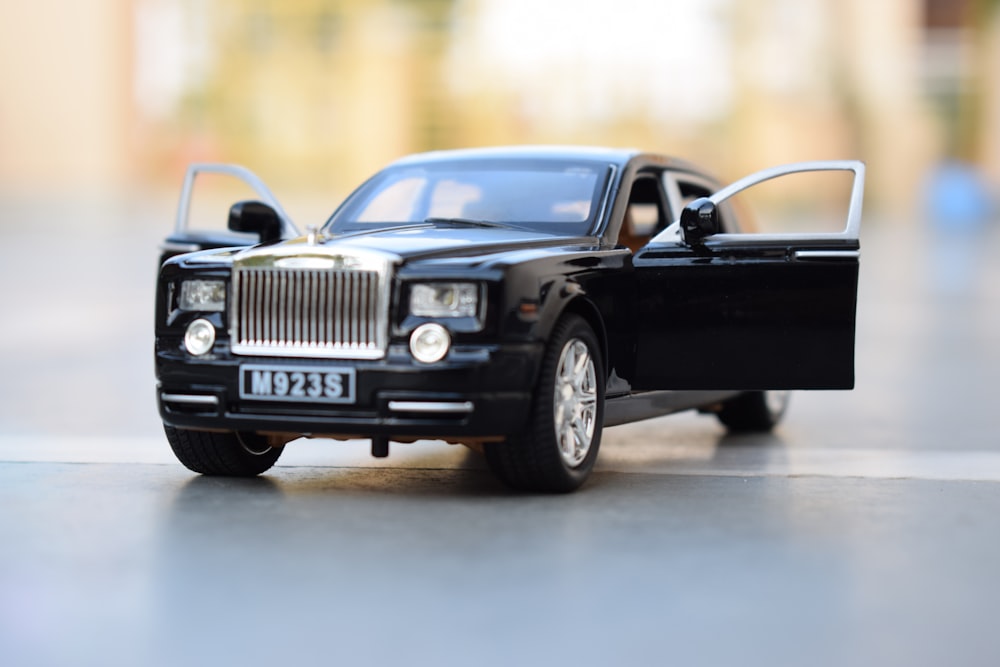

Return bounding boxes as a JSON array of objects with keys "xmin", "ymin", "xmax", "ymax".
[{"xmin": 239, "ymin": 364, "xmax": 356, "ymax": 404}]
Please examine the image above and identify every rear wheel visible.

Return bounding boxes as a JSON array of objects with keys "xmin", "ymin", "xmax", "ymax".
[
  {"xmin": 716, "ymin": 390, "xmax": 790, "ymax": 432},
  {"xmin": 485, "ymin": 314, "xmax": 604, "ymax": 493},
  {"xmin": 164, "ymin": 425, "xmax": 283, "ymax": 476}
]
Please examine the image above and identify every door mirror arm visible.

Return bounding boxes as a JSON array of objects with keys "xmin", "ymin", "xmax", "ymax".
[{"xmin": 679, "ymin": 197, "xmax": 721, "ymax": 246}]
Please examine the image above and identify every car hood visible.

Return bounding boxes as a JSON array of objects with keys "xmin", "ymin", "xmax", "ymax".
[{"xmin": 254, "ymin": 225, "xmax": 592, "ymax": 263}]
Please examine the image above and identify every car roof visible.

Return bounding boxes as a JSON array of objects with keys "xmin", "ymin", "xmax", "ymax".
[
  {"xmin": 388, "ymin": 145, "xmax": 642, "ymax": 169},
  {"xmin": 385, "ymin": 146, "xmax": 716, "ymax": 185}
]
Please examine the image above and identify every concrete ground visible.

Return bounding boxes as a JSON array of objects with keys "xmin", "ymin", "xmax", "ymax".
[{"xmin": 1, "ymin": 194, "xmax": 999, "ymax": 666}]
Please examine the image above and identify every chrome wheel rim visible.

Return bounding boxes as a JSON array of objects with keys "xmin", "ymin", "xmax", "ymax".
[
  {"xmin": 236, "ymin": 432, "xmax": 272, "ymax": 456},
  {"xmin": 765, "ymin": 390, "xmax": 791, "ymax": 417},
  {"xmin": 553, "ymin": 338, "xmax": 598, "ymax": 468}
]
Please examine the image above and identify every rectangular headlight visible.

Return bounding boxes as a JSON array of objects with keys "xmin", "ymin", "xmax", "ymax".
[
  {"xmin": 409, "ymin": 282, "xmax": 479, "ymax": 318},
  {"xmin": 179, "ymin": 279, "xmax": 226, "ymax": 312}
]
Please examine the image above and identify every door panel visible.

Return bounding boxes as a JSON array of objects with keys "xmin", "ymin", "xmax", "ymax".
[{"xmin": 632, "ymin": 161, "xmax": 864, "ymax": 391}]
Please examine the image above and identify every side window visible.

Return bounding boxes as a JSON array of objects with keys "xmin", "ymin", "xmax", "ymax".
[
  {"xmin": 652, "ymin": 161, "xmax": 864, "ymax": 244},
  {"xmin": 678, "ymin": 180, "xmax": 712, "ymax": 208},
  {"xmin": 184, "ymin": 173, "xmax": 270, "ymax": 236},
  {"xmin": 173, "ymin": 164, "xmax": 295, "ymax": 239},
  {"xmin": 718, "ymin": 170, "xmax": 856, "ymax": 235},
  {"xmin": 620, "ymin": 175, "xmax": 668, "ymax": 251}
]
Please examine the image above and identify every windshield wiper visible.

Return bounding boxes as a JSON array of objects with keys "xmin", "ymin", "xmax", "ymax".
[{"xmin": 423, "ymin": 217, "xmax": 523, "ymax": 230}]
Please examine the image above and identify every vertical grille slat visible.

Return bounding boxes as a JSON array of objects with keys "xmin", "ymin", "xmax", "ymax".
[
  {"xmin": 349, "ymin": 273, "xmax": 359, "ymax": 347},
  {"xmin": 335, "ymin": 274, "xmax": 345, "ymax": 347},
  {"xmin": 231, "ymin": 266, "xmax": 386, "ymax": 358}
]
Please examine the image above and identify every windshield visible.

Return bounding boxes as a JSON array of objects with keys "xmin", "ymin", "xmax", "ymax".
[{"xmin": 324, "ymin": 159, "xmax": 610, "ymax": 236}]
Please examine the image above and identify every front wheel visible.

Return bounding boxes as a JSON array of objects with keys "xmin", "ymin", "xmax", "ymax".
[
  {"xmin": 164, "ymin": 425, "xmax": 283, "ymax": 476},
  {"xmin": 484, "ymin": 314, "xmax": 604, "ymax": 493},
  {"xmin": 716, "ymin": 390, "xmax": 791, "ymax": 433}
]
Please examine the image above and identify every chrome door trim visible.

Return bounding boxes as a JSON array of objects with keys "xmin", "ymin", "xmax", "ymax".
[
  {"xmin": 651, "ymin": 160, "xmax": 865, "ymax": 245},
  {"xmin": 794, "ymin": 250, "xmax": 862, "ymax": 261}
]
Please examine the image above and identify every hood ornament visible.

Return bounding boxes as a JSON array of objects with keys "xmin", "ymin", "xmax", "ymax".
[
  {"xmin": 235, "ymin": 231, "xmax": 401, "ymax": 271},
  {"xmin": 306, "ymin": 225, "xmax": 321, "ymax": 246}
]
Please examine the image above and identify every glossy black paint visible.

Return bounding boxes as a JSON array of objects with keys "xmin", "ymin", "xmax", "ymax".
[
  {"xmin": 633, "ymin": 240, "xmax": 859, "ymax": 390},
  {"xmin": 155, "ymin": 235, "xmax": 635, "ymax": 439},
  {"xmin": 679, "ymin": 197, "xmax": 721, "ymax": 244},
  {"xmin": 159, "ymin": 231, "xmax": 254, "ymax": 266},
  {"xmin": 155, "ymin": 147, "xmax": 861, "ymax": 443},
  {"xmin": 228, "ymin": 200, "xmax": 283, "ymax": 244}
]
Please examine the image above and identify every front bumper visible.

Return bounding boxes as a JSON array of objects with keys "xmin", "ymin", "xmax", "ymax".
[{"xmin": 156, "ymin": 341, "xmax": 542, "ymax": 441}]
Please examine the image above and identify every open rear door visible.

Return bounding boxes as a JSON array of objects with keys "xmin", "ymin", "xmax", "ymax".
[
  {"xmin": 632, "ymin": 161, "xmax": 864, "ymax": 390},
  {"xmin": 159, "ymin": 163, "xmax": 299, "ymax": 264}
]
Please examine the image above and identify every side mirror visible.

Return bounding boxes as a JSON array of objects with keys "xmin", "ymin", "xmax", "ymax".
[
  {"xmin": 228, "ymin": 200, "xmax": 283, "ymax": 244},
  {"xmin": 679, "ymin": 197, "xmax": 721, "ymax": 245}
]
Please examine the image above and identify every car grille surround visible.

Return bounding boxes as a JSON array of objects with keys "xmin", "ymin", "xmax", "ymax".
[{"xmin": 230, "ymin": 247, "xmax": 396, "ymax": 359}]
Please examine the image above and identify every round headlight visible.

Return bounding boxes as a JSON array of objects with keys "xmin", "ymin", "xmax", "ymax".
[
  {"xmin": 184, "ymin": 318, "xmax": 216, "ymax": 356},
  {"xmin": 409, "ymin": 323, "xmax": 451, "ymax": 364}
]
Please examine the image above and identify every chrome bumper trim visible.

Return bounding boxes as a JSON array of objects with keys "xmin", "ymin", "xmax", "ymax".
[
  {"xmin": 161, "ymin": 393, "xmax": 220, "ymax": 406},
  {"xmin": 387, "ymin": 401, "xmax": 474, "ymax": 414}
]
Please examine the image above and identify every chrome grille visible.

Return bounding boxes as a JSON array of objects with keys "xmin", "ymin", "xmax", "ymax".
[{"xmin": 231, "ymin": 267, "xmax": 387, "ymax": 359}]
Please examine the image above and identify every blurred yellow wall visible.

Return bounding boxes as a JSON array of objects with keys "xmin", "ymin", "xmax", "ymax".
[
  {"xmin": 981, "ymin": 8, "xmax": 1000, "ymax": 180},
  {"xmin": 0, "ymin": 0, "xmax": 134, "ymax": 195},
  {"xmin": 0, "ymin": 0, "xmax": 997, "ymax": 215}
]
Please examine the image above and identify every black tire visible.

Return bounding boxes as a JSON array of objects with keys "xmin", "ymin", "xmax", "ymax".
[
  {"xmin": 164, "ymin": 425, "xmax": 283, "ymax": 476},
  {"xmin": 716, "ymin": 390, "xmax": 790, "ymax": 433},
  {"xmin": 484, "ymin": 314, "xmax": 604, "ymax": 493}
]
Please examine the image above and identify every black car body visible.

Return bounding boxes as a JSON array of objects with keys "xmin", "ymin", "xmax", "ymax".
[{"xmin": 156, "ymin": 147, "xmax": 864, "ymax": 491}]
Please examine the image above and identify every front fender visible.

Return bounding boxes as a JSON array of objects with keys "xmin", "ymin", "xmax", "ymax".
[{"xmin": 526, "ymin": 277, "xmax": 609, "ymax": 375}]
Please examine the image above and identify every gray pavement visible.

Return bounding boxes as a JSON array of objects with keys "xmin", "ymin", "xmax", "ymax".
[{"xmin": 1, "ymin": 196, "xmax": 1000, "ymax": 666}]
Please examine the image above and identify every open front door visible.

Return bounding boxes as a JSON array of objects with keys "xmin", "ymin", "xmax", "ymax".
[
  {"xmin": 159, "ymin": 163, "xmax": 299, "ymax": 264},
  {"xmin": 632, "ymin": 161, "xmax": 864, "ymax": 391}
]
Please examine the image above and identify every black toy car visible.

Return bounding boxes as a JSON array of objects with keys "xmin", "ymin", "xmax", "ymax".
[{"xmin": 156, "ymin": 147, "xmax": 864, "ymax": 491}]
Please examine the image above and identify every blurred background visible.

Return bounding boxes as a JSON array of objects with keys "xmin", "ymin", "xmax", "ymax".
[
  {"xmin": 2, "ymin": 0, "xmax": 998, "ymax": 213},
  {"xmin": 0, "ymin": 0, "xmax": 998, "ymax": 437}
]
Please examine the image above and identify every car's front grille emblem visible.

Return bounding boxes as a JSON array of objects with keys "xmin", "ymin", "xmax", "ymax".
[{"xmin": 230, "ymin": 247, "xmax": 396, "ymax": 359}]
